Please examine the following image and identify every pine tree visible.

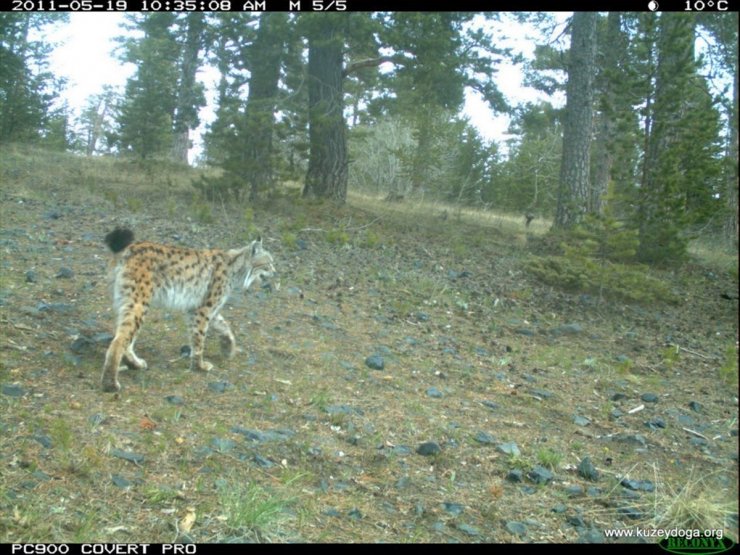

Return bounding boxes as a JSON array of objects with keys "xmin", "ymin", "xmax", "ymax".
[
  {"xmin": 171, "ymin": 13, "xmax": 206, "ymax": 164},
  {"xmin": 0, "ymin": 13, "xmax": 68, "ymax": 144},
  {"xmin": 116, "ymin": 13, "xmax": 179, "ymax": 160},
  {"xmin": 554, "ymin": 12, "xmax": 598, "ymax": 229}
]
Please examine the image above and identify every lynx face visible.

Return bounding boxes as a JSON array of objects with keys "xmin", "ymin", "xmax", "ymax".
[{"xmin": 101, "ymin": 228, "xmax": 277, "ymax": 392}]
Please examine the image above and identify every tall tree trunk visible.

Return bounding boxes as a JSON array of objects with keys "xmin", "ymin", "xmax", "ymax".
[
  {"xmin": 590, "ymin": 12, "xmax": 621, "ymax": 214},
  {"xmin": 554, "ymin": 12, "xmax": 597, "ymax": 229},
  {"xmin": 171, "ymin": 13, "xmax": 205, "ymax": 164},
  {"xmin": 240, "ymin": 12, "xmax": 287, "ymax": 201},
  {"xmin": 725, "ymin": 41, "xmax": 738, "ymax": 247},
  {"xmin": 303, "ymin": 15, "xmax": 348, "ymax": 203},
  {"xmin": 637, "ymin": 13, "xmax": 695, "ymax": 263}
]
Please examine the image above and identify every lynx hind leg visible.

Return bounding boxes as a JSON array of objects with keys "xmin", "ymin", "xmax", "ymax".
[
  {"xmin": 102, "ymin": 302, "xmax": 148, "ymax": 392},
  {"xmin": 122, "ymin": 335, "xmax": 148, "ymax": 370},
  {"xmin": 212, "ymin": 313, "xmax": 236, "ymax": 359}
]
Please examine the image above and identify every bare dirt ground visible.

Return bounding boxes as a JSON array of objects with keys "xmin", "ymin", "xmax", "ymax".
[{"xmin": 1, "ymin": 146, "xmax": 738, "ymax": 543}]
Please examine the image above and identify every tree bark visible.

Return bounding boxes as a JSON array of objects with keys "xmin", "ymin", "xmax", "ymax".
[
  {"xmin": 303, "ymin": 15, "xmax": 348, "ymax": 203},
  {"xmin": 554, "ymin": 12, "xmax": 597, "ymax": 229},
  {"xmin": 240, "ymin": 13, "xmax": 287, "ymax": 200}
]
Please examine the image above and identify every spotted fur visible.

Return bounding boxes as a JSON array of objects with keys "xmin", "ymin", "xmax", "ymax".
[{"xmin": 101, "ymin": 227, "xmax": 277, "ymax": 392}]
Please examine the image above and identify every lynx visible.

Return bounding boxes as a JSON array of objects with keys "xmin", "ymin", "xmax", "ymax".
[{"xmin": 101, "ymin": 227, "xmax": 277, "ymax": 392}]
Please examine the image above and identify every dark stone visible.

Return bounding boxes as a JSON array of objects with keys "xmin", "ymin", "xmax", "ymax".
[
  {"xmin": 505, "ymin": 521, "xmax": 527, "ymax": 538},
  {"xmin": 55, "ymin": 267, "xmax": 74, "ymax": 279},
  {"xmin": 110, "ymin": 448, "xmax": 145, "ymax": 464},
  {"xmin": 496, "ymin": 442, "xmax": 520, "ymax": 456},
  {"xmin": 180, "ymin": 345, "xmax": 191, "ymax": 357},
  {"xmin": 348, "ymin": 508, "xmax": 363, "ymax": 520},
  {"xmin": 323, "ymin": 508, "xmax": 341, "ymax": 518},
  {"xmin": 574, "ymin": 415, "xmax": 591, "ymax": 427},
  {"xmin": 565, "ymin": 485, "xmax": 585, "ymax": 497},
  {"xmin": 416, "ymin": 441, "xmax": 441, "ymax": 456},
  {"xmin": 578, "ymin": 457, "xmax": 600, "ymax": 481},
  {"xmin": 549, "ymin": 323, "xmax": 583, "ymax": 336},
  {"xmin": 611, "ymin": 393, "xmax": 628, "ymax": 402},
  {"xmin": 2, "ymin": 384, "xmax": 27, "ymax": 397},
  {"xmin": 552, "ymin": 503, "xmax": 567, "ymax": 514},
  {"xmin": 365, "ymin": 355, "xmax": 385, "ymax": 370},
  {"xmin": 577, "ymin": 528, "xmax": 605, "ymax": 543},
  {"xmin": 426, "ymin": 387, "xmax": 444, "ymax": 399},
  {"xmin": 165, "ymin": 395, "xmax": 185, "ymax": 405},
  {"xmin": 514, "ymin": 328, "xmax": 535, "ymax": 336},
  {"xmin": 688, "ymin": 401, "xmax": 702, "ymax": 412},
  {"xmin": 112, "ymin": 474, "xmax": 132, "ymax": 488},
  {"xmin": 211, "ymin": 438, "xmax": 236, "ymax": 453},
  {"xmin": 645, "ymin": 418, "xmax": 666, "ymax": 430},
  {"xmin": 442, "ymin": 502, "xmax": 464, "ymax": 516},
  {"xmin": 641, "ymin": 393, "xmax": 659, "ymax": 403},
  {"xmin": 506, "ymin": 469, "xmax": 524, "ymax": 483},
  {"xmin": 207, "ymin": 381, "xmax": 233, "ymax": 393},
  {"xmin": 252, "ymin": 454, "xmax": 274, "ymax": 468},
  {"xmin": 567, "ymin": 515, "xmax": 587, "ymax": 527},
  {"xmin": 530, "ymin": 388, "xmax": 554, "ymax": 399},
  {"xmin": 620, "ymin": 478, "xmax": 654, "ymax": 492},
  {"xmin": 32, "ymin": 434, "xmax": 53, "ymax": 449},
  {"xmin": 70, "ymin": 336, "xmax": 94, "ymax": 354},
  {"xmin": 474, "ymin": 431, "xmax": 495, "ymax": 445},
  {"xmin": 456, "ymin": 523, "xmax": 480, "ymax": 537},
  {"xmin": 481, "ymin": 400, "xmax": 499, "ymax": 410},
  {"xmin": 527, "ymin": 466, "xmax": 554, "ymax": 485},
  {"xmin": 25, "ymin": 270, "xmax": 37, "ymax": 283},
  {"xmin": 324, "ymin": 404, "xmax": 364, "ymax": 416}
]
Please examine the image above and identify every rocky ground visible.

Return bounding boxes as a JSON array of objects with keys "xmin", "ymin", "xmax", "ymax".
[{"xmin": 1, "ymin": 146, "xmax": 738, "ymax": 543}]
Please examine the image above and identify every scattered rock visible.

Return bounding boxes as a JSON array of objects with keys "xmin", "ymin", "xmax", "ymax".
[
  {"xmin": 252, "ymin": 454, "xmax": 274, "ymax": 468},
  {"xmin": 506, "ymin": 469, "xmax": 524, "ymax": 483},
  {"xmin": 514, "ymin": 328, "xmax": 535, "ymax": 336},
  {"xmin": 496, "ymin": 441, "xmax": 520, "ymax": 456},
  {"xmin": 577, "ymin": 528, "xmax": 605, "ymax": 543},
  {"xmin": 474, "ymin": 431, "xmax": 495, "ymax": 445},
  {"xmin": 549, "ymin": 323, "xmax": 583, "ymax": 336},
  {"xmin": 505, "ymin": 521, "xmax": 527, "ymax": 538},
  {"xmin": 180, "ymin": 345, "xmax": 191, "ymax": 357},
  {"xmin": 567, "ymin": 514, "xmax": 587, "ymax": 527},
  {"xmin": 481, "ymin": 400, "xmax": 499, "ymax": 411},
  {"xmin": 442, "ymin": 502, "xmax": 464, "ymax": 516},
  {"xmin": 620, "ymin": 478, "xmax": 654, "ymax": 492},
  {"xmin": 25, "ymin": 270, "xmax": 37, "ymax": 283},
  {"xmin": 165, "ymin": 395, "xmax": 185, "ymax": 405},
  {"xmin": 456, "ymin": 523, "xmax": 480, "ymax": 537},
  {"xmin": 426, "ymin": 387, "xmax": 444, "ymax": 398},
  {"xmin": 645, "ymin": 417, "xmax": 666, "ymax": 430},
  {"xmin": 530, "ymin": 388, "xmax": 554, "ymax": 400},
  {"xmin": 365, "ymin": 355, "xmax": 385, "ymax": 370},
  {"xmin": 211, "ymin": 438, "xmax": 237, "ymax": 453},
  {"xmin": 641, "ymin": 393, "xmax": 659, "ymax": 403},
  {"xmin": 573, "ymin": 415, "xmax": 591, "ymax": 427},
  {"xmin": 207, "ymin": 381, "xmax": 233, "ymax": 393},
  {"xmin": 323, "ymin": 508, "xmax": 341, "ymax": 518},
  {"xmin": 565, "ymin": 485, "xmax": 584, "ymax": 497},
  {"xmin": 110, "ymin": 448, "xmax": 145, "ymax": 465},
  {"xmin": 688, "ymin": 401, "xmax": 702, "ymax": 412},
  {"xmin": 55, "ymin": 267, "xmax": 74, "ymax": 279},
  {"xmin": 577, "ymin": 457, "xmax": 599, "ymax": 481},
  {"xmin": 324, "ymin": 404, "xmax": 364, "ymax": 416},
  {"xmin": 348, "ymin": 508, "xmax": 363, "ymax": 520},
  {"xmin": 32, "ymin": 434, "xmax": 53, "ymax": 449},
  {"xmin": 70, "ymin": 336, "xmax": 94, "ymax": 354},
  {"xmin": 112, "ymin": 474, "xmax": 132, "ymax": 488},
  {"xmin": 611, "ymin": 393, "xmax": 628, "ymax": 402},
  {"xmin": 552, "ymin": 503, "xmax": 567, "ymax": 514},
  {"xmin": 88, "ymin": 413, "xmax": 107, "ymax": 426},
  {"xmin": 416, "ymin": 441, "xmax": 441, "ymax": 456},
  {"xmin": 2, "ymin": 384, "xmax": 27, "ymax": 397},
  {"xmin": 527, "ymin": 466, "xmax": 554, "ymax": 485}
]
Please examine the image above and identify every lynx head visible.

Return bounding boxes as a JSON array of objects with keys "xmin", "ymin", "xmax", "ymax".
[{"xmin": 242, "ymin": 237, "xmax": 278, "ymax": 291}]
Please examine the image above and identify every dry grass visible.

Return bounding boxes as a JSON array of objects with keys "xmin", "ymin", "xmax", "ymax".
[{"xmin": 0, "ymin": 145, "xmax": 737, "ymax": 543}]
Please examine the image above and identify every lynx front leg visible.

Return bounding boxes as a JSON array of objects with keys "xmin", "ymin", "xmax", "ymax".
[
  {"xmin": 211, "ymin": 313, "xmax": 236, "ymax": 359},
  {"xmin": 189, "ymin": 305, "xmax": 217, "ymax": 372}
]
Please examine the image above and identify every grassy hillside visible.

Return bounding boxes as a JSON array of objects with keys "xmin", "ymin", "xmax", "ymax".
[{"xmin": 1, "ymin": 145, "xmax": 737, "ymax": 543}]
